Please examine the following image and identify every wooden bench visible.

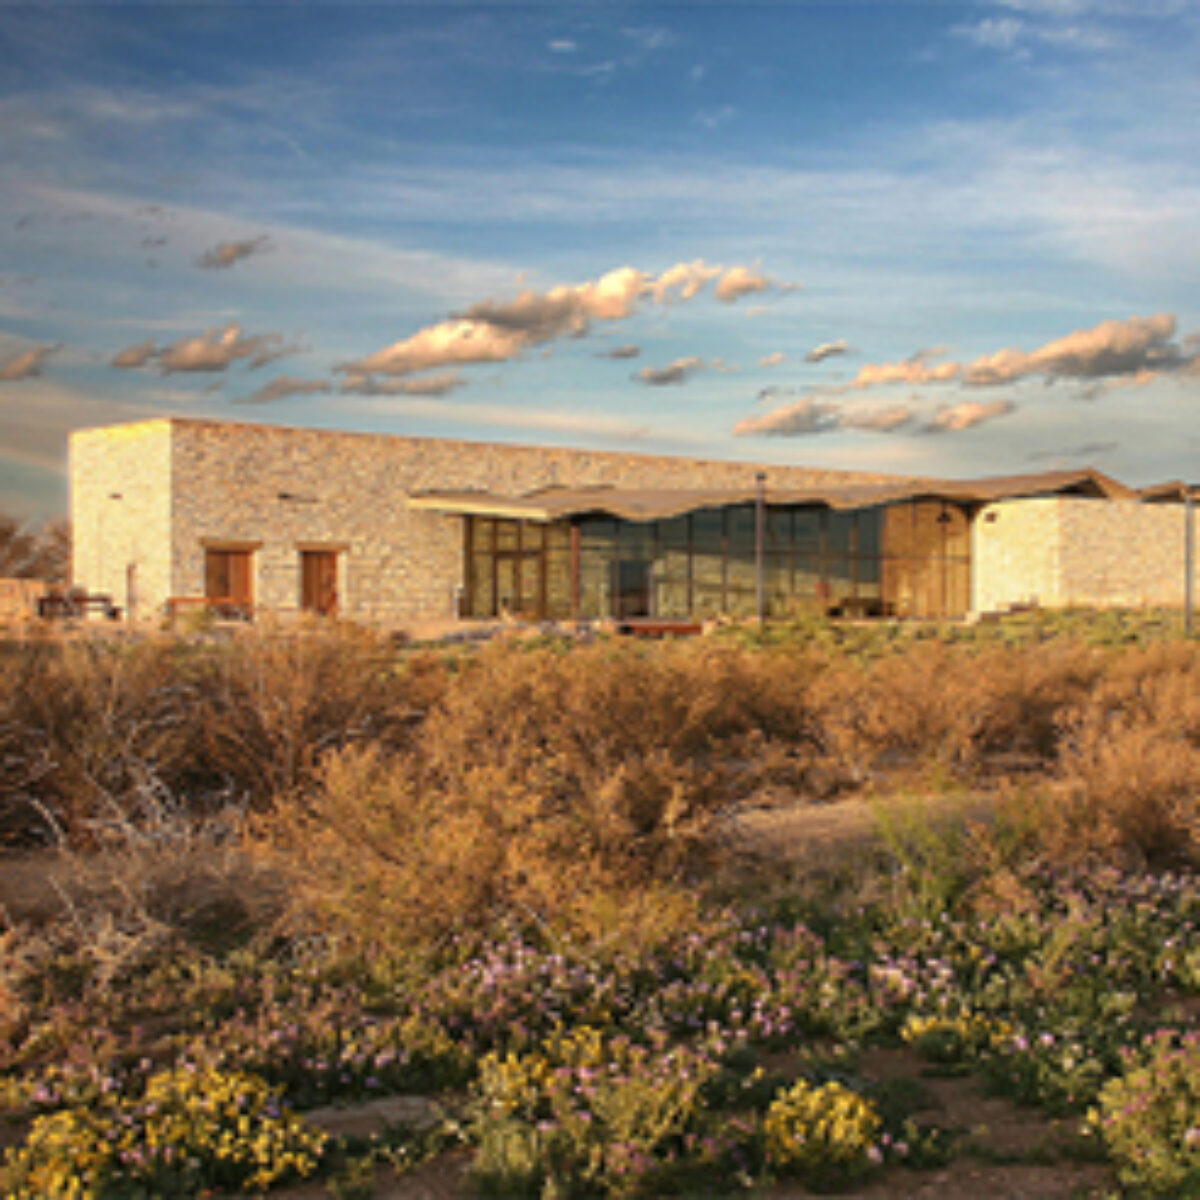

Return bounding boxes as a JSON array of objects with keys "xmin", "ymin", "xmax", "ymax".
[{"xmin": 616, "ymin": 618, "xmax": 704, "ymax": 638}]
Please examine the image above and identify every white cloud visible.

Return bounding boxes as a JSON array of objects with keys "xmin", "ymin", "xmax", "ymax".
[{"xmin": 954, "ymin": 17, "xmax": 1026, "ymax": 50}]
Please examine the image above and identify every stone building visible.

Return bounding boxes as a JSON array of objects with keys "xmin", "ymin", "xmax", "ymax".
[{"xmin": 69, "ymin": 417, "xmax": 1197, "ymax": 625}]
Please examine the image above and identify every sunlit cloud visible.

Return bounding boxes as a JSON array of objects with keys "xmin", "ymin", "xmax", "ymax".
[
  {"xmin": 734, "ymin": 396, "xmax": 840, "ymax": 436},
  {"xmin": 850, "ymin": 355, "xmax": 960, "ymax": 389},
  {"xmin": 196, "ymin": 234, "xmax": 272, "ymax": 270},
  {"xmin": 715, "ymin": 265, "xmax": 773, "ymax": 303},
  {"xmin": 759, "ymin": 351, "xmax": 786, "ymax": 368},
  {"xmin": 791, "ymin": 315, "xmax": 1192, "ymax": 406},
  {"xmin": 0, "ymin": 344, "xmax": 58, "ymax": 381},
  {"xmin": 646, "ymin": 259, "xmax": 722, "ymax": 303},
  {"xmin": 963, "ymin": 313, "xmax": 1181, "ymax": 384},
  {"xmin": 922, "ymin": 399, "xmax": 1016, "ymax": 433},
  {"xmin": 805, "ymin": 339, "xmax": 850, "ymax": 364},
  {"xmin": 842, "ymin": 404, "xmax": 918, "ymax": 432},
  {"xmin": 635, "ymin": 356, "xmax": 706, "ymax": 386},
  {"xmin": 110, "ymin": 339, "xmax": 157, "ymax": 368},
  {"xmin": 342, "ymin": 260, "xmax": 789, "ymax": 378},
  {"xmin": 156, "ymin": 324, "xmax": 293, "ymax": 373}
]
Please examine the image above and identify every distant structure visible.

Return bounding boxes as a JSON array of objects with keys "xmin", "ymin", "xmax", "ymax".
[{"xmin": 69, "ymin": 417, "xmax": 1198, "ymax": 625}]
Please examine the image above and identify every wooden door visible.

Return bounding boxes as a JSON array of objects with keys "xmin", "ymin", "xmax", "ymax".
[
  {"xmin": 301, "ymin": 550, "xmax": 339, "ymax": 616},
  {"xmin": 205, "ymin": 549, "xmax": 253, "ymax": 614}
]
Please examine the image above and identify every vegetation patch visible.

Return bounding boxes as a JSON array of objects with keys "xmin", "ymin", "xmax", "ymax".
[{"xmin": 2, "ymin": 613, "xmax": 1199, "ymax": 1195}]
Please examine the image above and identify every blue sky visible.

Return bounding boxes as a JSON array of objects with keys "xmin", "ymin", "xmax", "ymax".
[{"xmin": 3, "ymin": 0, "xmax": 1200, "ymax": 520}]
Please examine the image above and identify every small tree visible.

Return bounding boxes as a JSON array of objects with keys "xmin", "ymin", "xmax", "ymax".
[{"xmin": 0, "ymin": 514, "xmax": 70, "ymax": 582}]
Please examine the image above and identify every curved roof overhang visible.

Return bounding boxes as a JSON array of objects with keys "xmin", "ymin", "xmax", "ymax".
[{"xmin": 408, "ymin": 467, "xmax": 1133, "ymax": 524}]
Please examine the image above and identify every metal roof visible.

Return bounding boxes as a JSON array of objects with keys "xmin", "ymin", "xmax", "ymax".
[
  {"xmin": 1138, "ymin": 480, "xmax": 1200, "ymax": 503},
  {"xmin": 409, "ymin": 468, "xmax": 1132, "ymax": 523}
]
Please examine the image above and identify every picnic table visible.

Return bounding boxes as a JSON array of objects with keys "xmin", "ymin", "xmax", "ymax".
[{"xmin": 37, "ymin": 592, "xmax": 121, "ymax": 620}]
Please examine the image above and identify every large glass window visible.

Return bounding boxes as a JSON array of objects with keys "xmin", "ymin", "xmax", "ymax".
[
  {"xmin": 461, "ymin": 499, "xmax": 966, "ymax": 622},
  {"xmin": 881, "ymin": 500, "xmax": 971, "ymax": 618}
]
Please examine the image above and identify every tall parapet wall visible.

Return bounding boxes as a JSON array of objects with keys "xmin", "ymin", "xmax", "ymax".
[
  {"xmin": 973, "ymin": 496, "xmax": 1200, "ymax": 614},
  {"xmin": 1059, "ymin": 499, "xmax": 1199, "ymax": 608},
  {"xmin": 971, "ymin": 499, "xmax": 1064, "ymax": 612},
  {"xmin": 69, "ymin": 421, "xmax": 173, "ymax": 620},
  {"xmin": 78, "ymin": 417, "xmax": 908, "ymax": 623}
]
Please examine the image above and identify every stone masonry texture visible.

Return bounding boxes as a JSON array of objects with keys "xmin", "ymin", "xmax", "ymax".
[
  {"xmin": 71, "ymin": 417, "xmax": 910, "ymax": 624},
  {"xmin": 973, "ymin": 497, "xmax": 1200, "ymax": 613},
  {"xmin": 71, "ymin": 418, "xmax": 1199, "ymax": 624}
]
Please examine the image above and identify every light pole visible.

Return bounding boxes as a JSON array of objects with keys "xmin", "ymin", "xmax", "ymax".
[
  {"xmin": 755, "ymin": 472, "xmax": 766, "ymax": 627},
  {"xmin": 1187, "ymin": 486, "xmax": 1195, "ymax": 637}
]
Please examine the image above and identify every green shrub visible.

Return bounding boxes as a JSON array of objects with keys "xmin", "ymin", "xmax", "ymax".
[
  {"xmin": 468, "ymin": 1026, "xmax": 721, "ymax": 1198},
  {"xmin": 763, "ymin": 1077, "xmax": 882, "ymax": 1189},
  {"xmin": 1090, "ymin": 1030, "xmax": 1200, "ymax": 1196},
  {"xmin": 2, "ymin": 1065, "xmax": 327, "ymax": 1197}
]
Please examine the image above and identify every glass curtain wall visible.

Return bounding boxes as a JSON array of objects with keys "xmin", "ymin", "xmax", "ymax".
[
  {"xmin": 465, "ymin": 504, "xmax": 905, "ymax": 621},
  {"xmin": 880, "ymin": 500, "xmax": 971, "ymax": 618}
]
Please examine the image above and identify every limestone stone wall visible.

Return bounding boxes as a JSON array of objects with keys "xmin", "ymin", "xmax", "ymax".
[
  {"xmin": 69, "ymin": 421, "xmax": 173, "ymax": 620},
  {"xmin": 1059, "ymin": 499, "xmax": 1199, "ymax": 607},
  {"xmin": 971, "ymin": 498, "xmax": 1064, "ymax": 612},
  {"xmin": 85, "ymin": 417, "xmax": 905, "ymax": 624},
  {"xmin": 973, "ymin": 497, "xmax": 1200, "ymax": 613}
]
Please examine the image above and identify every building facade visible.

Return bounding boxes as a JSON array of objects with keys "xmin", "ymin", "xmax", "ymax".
[{"xmin": 69, "ymin": 417, "xmax": 1198, "ymax": 625}]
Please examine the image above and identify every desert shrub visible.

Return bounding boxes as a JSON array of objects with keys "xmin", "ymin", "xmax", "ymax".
[
  {"xmin": 0, "ymin": 626, "xmax": 444, "ymax": 845},
  {"xmin": 44, "ymin": 810, "xmax": 285, "ymax": 980},
  {"xmin": 763, "ymin": 1077, "xmax": 881, "ymax": 1189},
  {"xmin": 1, "ymin": 1065, "xmax": 327, "ymax": 1197},
  {"xmin": 0, "ymin": 636, "xmax": 199, "ymax": 843},
  {"xmin": 1046, "ymin": 646, "xmax": 1200, "ymax": 868},
  {"xmin": 1090, "ymin": 1030, "xmax": 1200, "ymax": 1196},
  {"xmin": 419, "ymin": 638, "xmax": 819, "ymax": 787},
  {"xmin": 807, "ymin": 640, "xmax": 1101, "ymax": 779},
  {"xmin": 185, "ymin": 621, "xmax": 443, "ymax": 803},
  {"xmin": 266, "ymin": 641, "xmax": 825, "ymax": 947}
]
